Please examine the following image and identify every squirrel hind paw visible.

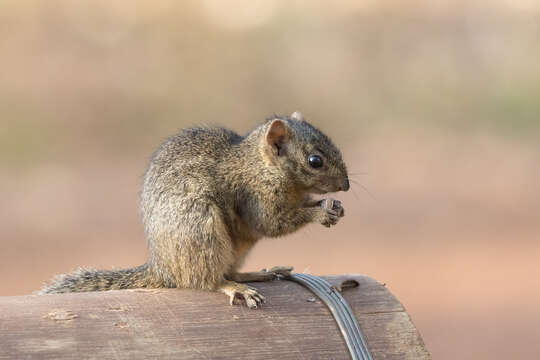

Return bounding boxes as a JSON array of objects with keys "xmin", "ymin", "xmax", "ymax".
[
  {"xmin": 221, "ymin": 281, "xmax": 266, "ymax": 309},
  {"xmin": 267, "ymin": 266, "xmax": 294, "ymax": 279}
]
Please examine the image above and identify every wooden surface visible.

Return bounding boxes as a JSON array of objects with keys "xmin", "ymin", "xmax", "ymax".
[{"xmin": 0, "ymin": 275, "xmax": 430, "ymax": 359}]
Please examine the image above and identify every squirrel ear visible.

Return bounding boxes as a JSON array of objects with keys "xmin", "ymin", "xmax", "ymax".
[
  {"xmin": 266, "ymin": 119, "xmax": 288, "ymax": 156},
  {"xmin": 290, "ymin": 111, "xmax": 304, "ymax": 121}
]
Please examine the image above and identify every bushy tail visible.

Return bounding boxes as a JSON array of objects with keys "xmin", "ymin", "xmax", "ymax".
[{"xmin": 37, "ymin": 264, "xmax": 152, "ymax": 294}]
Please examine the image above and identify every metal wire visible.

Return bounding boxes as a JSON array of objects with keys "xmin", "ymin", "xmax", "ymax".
[{"xmin": 285, "ymin": 274, "xmax": 373, "ymax": 360}]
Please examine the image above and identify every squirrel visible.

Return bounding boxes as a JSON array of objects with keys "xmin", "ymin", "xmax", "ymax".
[{"xmin": 38, "ymin": 112, "xmax": 350, "ymax": 308}]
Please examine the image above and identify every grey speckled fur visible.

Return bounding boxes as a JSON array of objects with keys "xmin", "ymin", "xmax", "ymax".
[{"xmin": 38, "ymin": 113, "xmax": 349, "ymax": 307}]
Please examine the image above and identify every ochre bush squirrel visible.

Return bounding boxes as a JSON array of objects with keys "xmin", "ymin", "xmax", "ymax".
[{"xmin": 39, "ymin": 112, "xmax": 350, "ymax": 308}]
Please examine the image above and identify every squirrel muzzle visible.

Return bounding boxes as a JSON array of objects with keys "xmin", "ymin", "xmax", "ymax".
[{"xmin": 340, "ymin": 177, "xmax": 350, "ymax": 192}]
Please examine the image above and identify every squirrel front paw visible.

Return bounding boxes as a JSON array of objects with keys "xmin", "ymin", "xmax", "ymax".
[{"xmin": 317, "ymin": 198, "xmax": 345, "ymax": 227}]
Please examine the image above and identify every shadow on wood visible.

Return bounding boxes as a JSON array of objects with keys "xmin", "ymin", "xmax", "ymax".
[{"xmin": 0, "ymin": 275, "xmax": 430, "ymax": 359}]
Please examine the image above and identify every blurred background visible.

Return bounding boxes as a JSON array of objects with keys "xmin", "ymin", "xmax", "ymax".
[{"xmin": 1, "ymin": 0, "xmax": 539, "ymax": 358}]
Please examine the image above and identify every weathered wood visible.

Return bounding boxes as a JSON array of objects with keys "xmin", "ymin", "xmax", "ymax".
[{"xmin": 0, "ymin": 275, "xmax": 430, "ymax": 359}]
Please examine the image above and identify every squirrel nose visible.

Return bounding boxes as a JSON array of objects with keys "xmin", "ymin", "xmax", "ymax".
[{"xmin": 341, "ymin": 178, "xmax": 350, "ymax": 192}]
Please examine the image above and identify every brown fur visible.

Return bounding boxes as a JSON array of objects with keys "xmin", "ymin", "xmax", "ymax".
[{"xmin": 38, "ymin": 112, "xmax": 349, "ymax": 308}]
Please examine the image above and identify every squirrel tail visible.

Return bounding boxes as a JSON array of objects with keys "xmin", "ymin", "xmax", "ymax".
[{"xmin": 37, "ymin": 263, "xmax": 154, "ymax": 294}]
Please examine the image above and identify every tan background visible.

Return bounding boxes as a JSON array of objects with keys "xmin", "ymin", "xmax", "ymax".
[{"xmin": 1, "ymin": 1, "xmax": 539, "ymax": 359}]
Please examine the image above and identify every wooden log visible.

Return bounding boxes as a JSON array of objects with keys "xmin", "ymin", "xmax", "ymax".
[{"xmin": 0, "ymin": 275, "xmax": 430, "ymax": 359}]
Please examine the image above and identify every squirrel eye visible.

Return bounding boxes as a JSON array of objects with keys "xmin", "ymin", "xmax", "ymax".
[{"xmin": 308, "ymin": 154, "xmax": 323, "ymax": 168}]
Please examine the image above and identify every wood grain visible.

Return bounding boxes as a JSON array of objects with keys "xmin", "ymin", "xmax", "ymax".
[{"xmin": 0, "ymin": 275, "xmax": 430, "ymax": 359}]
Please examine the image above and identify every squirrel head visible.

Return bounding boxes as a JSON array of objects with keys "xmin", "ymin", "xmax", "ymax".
[{"xmin": 261, "ymin": 112, "xmax": 349, "ymax": 194}]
